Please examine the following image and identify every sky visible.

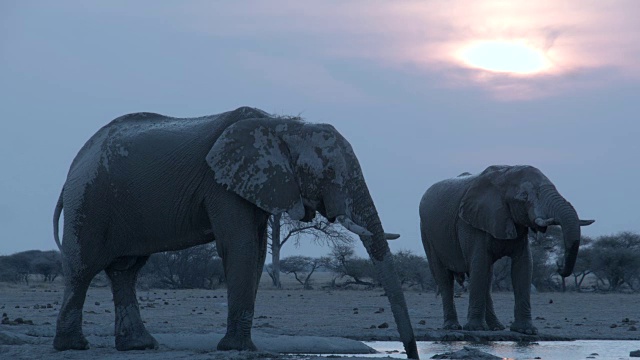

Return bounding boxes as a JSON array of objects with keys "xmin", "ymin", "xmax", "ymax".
[{"xmin": 1, "ymin": 1, "xmax": 639, "ymax": 259}]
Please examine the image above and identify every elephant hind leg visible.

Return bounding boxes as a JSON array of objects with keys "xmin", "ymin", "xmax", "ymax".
[
  {"xmin": 425, "ymin": 244, "xmax": 460, "ymax": 330},
  {"xmin": 54, "ymin": 247, "xmax": 105, "ymax": 351},
  {"xmin": 54, "ymin": 275, "xmax": 93, "ymax": 350},
  {"xmin": 105, "ymin": 256, "xmax": 158, "ymax": 351}
]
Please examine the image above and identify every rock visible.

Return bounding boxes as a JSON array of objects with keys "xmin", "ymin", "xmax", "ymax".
[
  {"xmin": 377, "ymin": 322, "xmax": 389, "ymax": 329},
  {"xmin": 419, "ymin": 320, "xmax": 426, "ymax": 325},
  {"xmin": 630, "ymin": 349, "xmax": 640, "ymax": 357},
  {"xmin": 610, "ymin": 324, "xmax": 618, "ymax": 328},
  {"xmin": 431, "ymin": 346, "xmax": 501, "ymax": 359},
  {"xmin": 629, "ymin": 326, "xmax": 638, "ymax": 331},
  {"xmin": 0, "ymin": 331, "xmax": 28, "ymax": 345},
  {"xmin": 95, "ymin": 301, "xmax": 100, "ymax": 306},
  {"xmin": 374, "ymin": 307, "xmax": 385, "ymax": 313}
]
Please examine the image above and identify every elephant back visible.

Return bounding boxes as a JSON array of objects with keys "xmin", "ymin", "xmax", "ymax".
[{"xmin": 420, "ymin": 175, "xmax": 477, "ymax": 238}]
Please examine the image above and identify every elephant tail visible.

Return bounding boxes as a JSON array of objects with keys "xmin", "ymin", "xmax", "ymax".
[{"xmin": 53, "ymin": 190, "xmax": 63, "ymax": 253}]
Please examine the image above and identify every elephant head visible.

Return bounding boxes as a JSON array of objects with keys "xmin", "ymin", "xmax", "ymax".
[
  {"xmin": 205, "ymin": 112, "xmax": 418, "ymax": 358},
  {"xmin": 459, "ymin": 165, "xmax": 594, "ymax": 277}
]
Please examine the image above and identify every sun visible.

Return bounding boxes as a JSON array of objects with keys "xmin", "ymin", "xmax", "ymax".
[{"xmin": 457, "ymin": 40, "xmax": 552, "ymax": 75}]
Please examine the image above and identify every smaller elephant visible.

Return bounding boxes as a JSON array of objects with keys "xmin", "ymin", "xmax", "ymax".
[{"xmin": 420, "ymin": 165, "xmax": 594, "ymax": 334}]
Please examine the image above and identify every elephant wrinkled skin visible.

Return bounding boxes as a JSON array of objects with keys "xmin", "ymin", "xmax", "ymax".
[
  {"xmin": 419, "ymin": 165, "xmax": 593, "ymax": 334},
  {"xmin": 53, "ymin": 107, "xmax": 419, "ymax": 359}
]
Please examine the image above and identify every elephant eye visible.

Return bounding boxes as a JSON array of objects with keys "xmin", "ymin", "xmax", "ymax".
[{"xmin": 518, "ymin": 191, "xmax": 528, "ymax": 201}]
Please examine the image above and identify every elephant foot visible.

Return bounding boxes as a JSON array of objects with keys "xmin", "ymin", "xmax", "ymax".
[
  {"xmin": 510, "ymin": 321, "xmax": 538, "ymax": 335},
  {"xmin": 217, "ymin": 334, "xmax": 258, "ymax": 351},
  {"xmin": 463, "ymin": 320, "xmax": 489, "ymax": 331},
  {"xmin": 487, "ymin": 319, "xmax": 505, "ymax": 331},
  {"xmin": 115, "ymin": 332, "xmax": 159, "ymax": 351},
  {"xmin": 442, "ymin": 320, "xmax": 462, "ymax": 330},
  {"xmin": 53, "ymin": 333, "xmax": 90, "ymax": 351}
]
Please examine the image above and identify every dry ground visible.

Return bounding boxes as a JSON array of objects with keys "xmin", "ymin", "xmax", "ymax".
[{"xmin": 0, "ymin": 273, "xmax": 639, "ymax": 359}]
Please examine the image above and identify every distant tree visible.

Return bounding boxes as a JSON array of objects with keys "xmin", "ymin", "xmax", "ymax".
[
  {"xmin": 143, "ymin": 243, "xmax": 224, "ymax": 289},
  {"xmin": 0, "ymin": 250, "xmax": 61, "ymax": 284},
  {"xmin": 267, "ymin": 213, "xmax": 353, "ymax": 288},
  {"xmin": 392, "ymin": 250, "xmax": 434, "ymax": 291},
  {"xmin": 279, "ymin": 256, "xmax": 326, "ymax": 289},
  {"xmin": 30, "ymin": 250, "xmax": 62, "ymax": 282},
  {"xmin": 3, "ymin": 250, "xmax": 37, "ymax": 284},
  {"xmin": 590, "ymin": 232, "xmax": 640, "ymax": 291},
  {"xmin": 0, "ymin": 256, "xmax": 16, "ymax": 282},
  {"xmin": 325, "ymin": 244, "xmax": 377, "ymax": 287}
]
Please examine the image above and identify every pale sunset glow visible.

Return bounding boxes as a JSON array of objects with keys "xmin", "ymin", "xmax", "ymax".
[{"xmin": 457, "ymin": 41, "xmax": 552, "ymax": 75}]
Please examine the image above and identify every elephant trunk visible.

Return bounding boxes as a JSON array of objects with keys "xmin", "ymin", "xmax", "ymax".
[
  {"xmin": 540, "ymin": 185, "xmax": 581, "ymax": 277},
  {"xmin": 350, "ymin": 184, "xmax": 419, "ymax": 359}
]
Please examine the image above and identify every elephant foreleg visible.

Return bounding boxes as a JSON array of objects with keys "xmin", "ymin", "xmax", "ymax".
[
  {"xmin": 509, "ymin": 243, "xmax": 537, "ymax": 335},
  {"xmin": 105, "ymin": 256, "xmax": 158, "ymax": 351},
  {"xmin": 208, "ymin": 192, "xmax": 270, "ymax": 352},
  {"xmin": 485, "ymin": 265, "xmax": 505, "ymax": 331},
  {"xmin": 216, "ymin": 232, "xmax": 267, "ymax": 351},
  {"xmin": 464, "ymin": 254, "xmax": 491, "ymax": 331}
]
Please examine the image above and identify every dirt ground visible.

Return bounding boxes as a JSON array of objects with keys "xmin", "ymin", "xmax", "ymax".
[{"xmin": 1, "ymin": 274, "xmax": 639, "ymax": 359}]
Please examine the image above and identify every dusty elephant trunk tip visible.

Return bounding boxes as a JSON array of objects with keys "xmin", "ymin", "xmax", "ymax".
[
  {"xmin": 557, "ymin": 219, "xmax": 593, "ymax": 277},
  {"xmin": 534, "ymin": 217, "xmax": 555, "ymax": 227},
  {"xmin": 336, "ymin": 215, "xmax": 372, "ymax": 236},
  {"xmin": 557, "ymin": 240, "xmax": 580, "ymax": 278},
  {"xmin": 385, "ymin": 233, "xmax": 400, "ymax": 240}
]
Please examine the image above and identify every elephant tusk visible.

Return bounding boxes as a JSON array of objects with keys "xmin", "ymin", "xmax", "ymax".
[
  {"xmin": 385, "ymin": 233, "xmax": 400, "ymax": 240},
  {"xmin": 579, "ymin": 219, "xmax": 595, "ymax": 226},
  {"xmin": 535, "ymin": 217, "xmax": 555, "ymax": 227},
  {"xmin": 336, "ymin": 215, "xmax": 373, "ymax": 236}
]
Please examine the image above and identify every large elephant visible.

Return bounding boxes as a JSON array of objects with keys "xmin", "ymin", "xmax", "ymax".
[
  {"xmin": 419, "ymin": 165, "xmax": 593, "ymax": 334},
  {"xmin": 53, "ymin": 107, "xmax": 419, "ymax": 359}
]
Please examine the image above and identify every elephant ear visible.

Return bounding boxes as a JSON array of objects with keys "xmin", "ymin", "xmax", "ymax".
[
  {"xmin": 459, "ymin": 167, "xmax": 518, "ymax": 240},
  {"xmin": 206, "ymin": 119, "xmax": 305, "ymax": 220}
]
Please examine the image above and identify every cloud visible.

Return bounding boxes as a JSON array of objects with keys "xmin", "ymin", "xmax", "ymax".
[
  {"xmin": 36, "ymin": 0, "xmax": 640, "ymax": 101},
  {"xmin": 231, "ymin": 51, "xmax": 368, "ymax": 104},
  {"xmin": 171, "ymin": 0, "xmax": 640, "ymax": 100}
]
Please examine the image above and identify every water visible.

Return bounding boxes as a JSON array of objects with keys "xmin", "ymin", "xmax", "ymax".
[{"xmin": 355, "ymin": 340, "xmax": 640, "ymax": 359}]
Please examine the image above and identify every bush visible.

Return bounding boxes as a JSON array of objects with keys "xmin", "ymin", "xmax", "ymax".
[
  {"xmin": 0, "ymin": 250, "xmax": 61, "ymax": 284},
  {"xmin": 325, "ymin": 244, "xmax": 378, "ymax": 287},
  {"xmin": 279, "ymin": 255, "xmax": 326, "ymax": 289},
  {"xmin": 140, "ymin": 243, "xmax": 225, "ymax": 289},
  {"xmin": 392, "ymin": 250, "xmax": 435, "ymax": 291},
  {"xmin": 590, "ymin": 232, "xmax": 640, "ymax": 291}
]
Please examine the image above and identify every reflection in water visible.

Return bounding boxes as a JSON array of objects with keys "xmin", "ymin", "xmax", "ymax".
[{"xmin": 359, "ymin": 340, "xmax": 638, "ymax": 359}]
